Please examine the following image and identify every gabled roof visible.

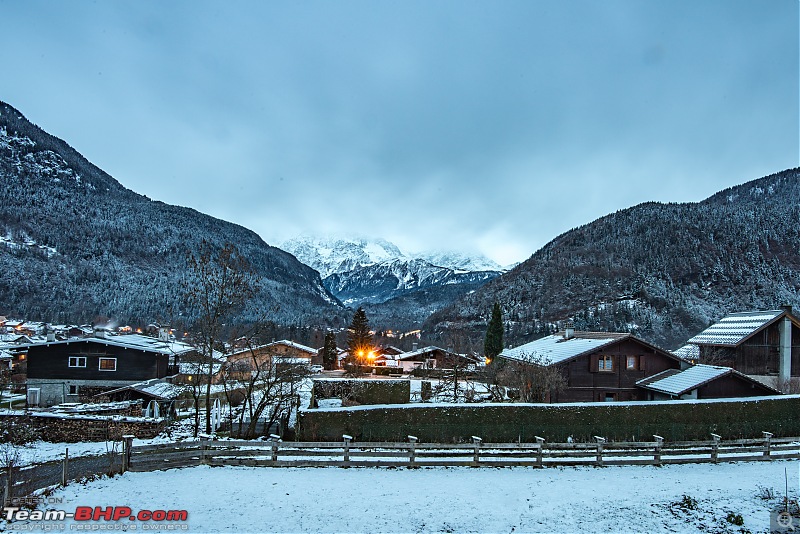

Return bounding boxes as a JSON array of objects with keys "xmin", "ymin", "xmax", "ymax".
[
  {"xmin": 685, "ymin": 309, "xmax": 796, "ymax": 347},
  {"xmin": 498, "ymin": 332, "xmax": 630, "ymax": 366},
  {"xmin": 636, "ymin": 364, "xmax": 779, "ymax": 397},
  {"xmin": 396, "ymin": 346, "xmax": 463, "ymax": 361},
  {"xmin": 264, "ymin": 340, "xmax": 317, "ymax": 354},
  {"xmin": 100, "ymin": 379, "xmax": 186, "ymax": 400},
  {"xmin": 672, "ymin": 344, "xmax": 699, "ymax": 362},
  {"xmin": 21, "ymin": 334, "xmax": 195, "ymax": 356}
]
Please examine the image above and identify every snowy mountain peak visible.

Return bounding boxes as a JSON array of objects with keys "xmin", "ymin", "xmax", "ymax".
[
  {"xmin": 282, "ymin": 234, "xmax": 505, "ymax": 278},
  {"xmin": 281, "ymin": 235, "xmax": 408, "ymax": 278}
]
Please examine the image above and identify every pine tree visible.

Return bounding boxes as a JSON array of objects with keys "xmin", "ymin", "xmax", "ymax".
[
  {"xmin": 322, "ymin": 331, "xmax": 338, "ymax": 370},
  {"xmin": 484, "ymin": 302, "xmax": 504, "ymax": 364},
  {"xmin": 346, "ymin": 307, "xmax": 374, "ymax": 365}
]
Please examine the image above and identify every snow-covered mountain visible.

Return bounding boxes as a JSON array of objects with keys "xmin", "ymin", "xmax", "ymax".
[
  {"xmin": 282, "ymin": 235, "xmax": 407, "ymax": 279},
  {"xmin": 282, "ymin": 235, "xmax": 503, "ymax": 324},
  {"xmin": 325, "ymin": 258, "xmax": 500, "ymax": 306},
  {"xmin": 415, "ymin": 250, "xmax": 503, "ymax": 272}
]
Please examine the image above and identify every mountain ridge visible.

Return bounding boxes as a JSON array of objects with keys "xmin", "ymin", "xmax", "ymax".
[
  {"xmin": 423, "ymin": 168, "xmax": 800, "ymax": 350},
  {"xmin": 0, "ymin": 100, "xmax": 344, "ymax": 327}
]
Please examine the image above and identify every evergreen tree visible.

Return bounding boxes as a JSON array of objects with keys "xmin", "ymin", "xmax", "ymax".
[
  {"xmin": 484, "ymin": 302, "xmax": 504, "ymax": 364},
  {"xmin": 322, "ymin": 331, "xmax": 338, "ymax": 370},
  {"xmin": 346, "ymin": 307, "xmax": 373, "ymax": 365}
]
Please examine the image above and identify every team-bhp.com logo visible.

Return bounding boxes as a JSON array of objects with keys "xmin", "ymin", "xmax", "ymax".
[{"xmin": 4, "ymin": 505, "xmax": 188, "ymax": 529}]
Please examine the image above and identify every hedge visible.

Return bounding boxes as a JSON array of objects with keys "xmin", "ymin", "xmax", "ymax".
[
  {"xmin": 297, "ymin": 395, "xmax": 800, "ymax": 443},
  {"xmin": 311, "ymin": 379, "xmax": 410, "ymax": 406}
]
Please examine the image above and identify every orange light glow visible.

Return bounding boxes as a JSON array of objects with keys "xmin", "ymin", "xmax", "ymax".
[{"xmin": 367, "ymin": 351, "xmax": 375, "ymax": 360}]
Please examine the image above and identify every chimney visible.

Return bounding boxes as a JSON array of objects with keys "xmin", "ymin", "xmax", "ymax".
[
  {"xmin": 46, "ymin": 326, "xmax": 55, "ymax": 343},
  {"xmin": 412, "ymin": 343, "xmax": 418, "ymax": 351},
  {"xmin": 158, "ymin": 326, "xmax": 170, "ymax": 342},
  {"xmin": 94, "ymin": 327, "xmax": 106, "ymax": 339},
  {"xmin": 779, "ymin": 309, "xmax": 793, "ymax": 392},
  {"xmin": 563, "ymin": 319, "xmax": 575, "ymax": 340},
  {"xmin": 781, "ymin": 304, "xmax": 793, "ymax": 315}
]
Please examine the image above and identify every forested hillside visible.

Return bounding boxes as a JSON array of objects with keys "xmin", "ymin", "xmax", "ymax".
[
  {"xmin": 0, "ymin": 101, "xmax": 344, "ymax": 327},
  {"xmin": 424, "ymin": 169, "xmax": 800, "ymax": 350}
]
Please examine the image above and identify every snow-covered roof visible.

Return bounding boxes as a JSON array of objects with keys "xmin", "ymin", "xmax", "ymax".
[
  {"xmin": 499, "ymin": 333, "xmax": 628, "ymax": 366},
  {"xmin": 21, "ymin": 333, "xmax": 196, "ymax": 355},
  {"xmin": 265, "ymin": 340, "xmax": 318, "ymax": 354},
  {"xmin": 636, "ymin": 364, "xmax": 754, "ymax": 396},
  {"xmin": 101, "ymin": 379, "xmax": 186, "ymax": 400},
  {"xmin": 672, "ymin": 344, "xmax": 699, "ymax": 362},
  {"xmin": 685, "ymin": 310, "xmax": 787, "ymax": 347},
  {"xmin": 396, "ymin": 346, "xmax": 462, "ymax": 361}
]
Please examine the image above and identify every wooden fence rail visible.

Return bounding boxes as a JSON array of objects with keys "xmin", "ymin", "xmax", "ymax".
[{"xmin": 125, "ymin": 432, "xmax": 800, "ymax": 472}]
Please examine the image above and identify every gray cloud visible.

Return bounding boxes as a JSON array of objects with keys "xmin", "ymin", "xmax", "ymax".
[{"xmin": 1, "ymin": 0, "xmax": 796, "ymax": 265}]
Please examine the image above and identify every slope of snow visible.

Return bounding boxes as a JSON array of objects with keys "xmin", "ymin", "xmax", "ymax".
[{"xmin": 37, "ymin": 461, "xmax": 796, "ymax": 533}]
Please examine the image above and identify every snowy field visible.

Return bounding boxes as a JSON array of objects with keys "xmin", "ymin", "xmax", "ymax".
[{"xmin": 16, "ymin": 460, "xmax": 796, "ymax": 533}]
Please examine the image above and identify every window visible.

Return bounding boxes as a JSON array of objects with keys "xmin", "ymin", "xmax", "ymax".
[
  {"xmin": 68, "ymin": 356, "xmax": 87, "ymax": 368},
  {"xmin": 599, "ymin": 355, "xmax": 614, "ymax": 372},
  {"xmin": 68, "ymin": 385, "xmax": 79, "ymax": 395},
  {"xmin": 626, "ymin": 356, "xmax": 638, "ymax": 370},
  {"xmin": 98, "ymin": 358, "xmax": 117, "ymax": 371}
]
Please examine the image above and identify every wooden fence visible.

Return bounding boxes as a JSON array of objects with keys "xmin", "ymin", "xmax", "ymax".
[{"xmin": 124, "ymin": 432, "xmax": 800, "ymax": 471}]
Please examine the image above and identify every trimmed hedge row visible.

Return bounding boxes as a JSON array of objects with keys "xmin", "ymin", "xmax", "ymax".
[
  {"xmin": 297, "ymin": 396, "xmax": 800, "ymax": 443},
  {"xmin": 311, "ymin": 379, "xmax": 410, "ymax": 406}
]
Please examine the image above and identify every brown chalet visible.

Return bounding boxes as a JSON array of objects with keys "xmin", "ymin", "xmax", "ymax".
[
  {"xmin": 672, "ymin": 306, "xmax": 800, "ymax": 392},
  {"xmin": 497, "ymin": 326, "xmax": 684, "ymax": 402}
]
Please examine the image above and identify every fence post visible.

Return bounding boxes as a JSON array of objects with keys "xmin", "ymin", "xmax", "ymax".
[
  {"xmin": 763, "ymin": 431, "xmax": 773, "ymax": 460},
  {"xmin": 535, "ymin": 436, "xmax": 545, "ymax": 468},
  {"xmin": 472, "ymin": 436, "xmax": 482, "ymax": 467},
  {"xmin": 199, "ymin": 434, "xmax": 210, "ymax": 465},
  {"xmin": 710, "ymin": 433, "xmax": 721, "ymax": 463},
  {"xmin": 270, "ymin": 434, "xmax": 281, "ymax": 463},
  {"xmin": 3, "ymin": 466, "xmax": 13, "ymax": 507},
  {"xmin": 594, "ymin": 436, "xmax": 605, "ymax": 467},
  {"xmin": 408, "ymin": 436, "xmax": 418, "ymax": 467},
  {"xmin": 343, "ymin": 434, "xmax": 352, "ymax": 466},
  {"xmin": 653, "ymin": 435, "xmax": 663, "ymax": 466},
  {"xmin": 62, "ymin": 448, "xmax": 69, "ymax": 486},
  {"xmin": 122, "ymin": 435, "xmax": 135, "ymax": 473}
]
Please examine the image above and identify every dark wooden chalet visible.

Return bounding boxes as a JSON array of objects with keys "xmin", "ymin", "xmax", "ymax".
[
  {"xmin": 637, "ymin": 364, "xmax": 779, "ymax": 400},
  {"xmin": 673, "ymin": 306, "xmax": 800, "ymax": 392},
  {"xmin": 498, "ymin": 329, "xmax": 684, "ymax": 402},
  {"xmin": 23, "ymin": 334, "xmax": 192, "ymax": 407}
]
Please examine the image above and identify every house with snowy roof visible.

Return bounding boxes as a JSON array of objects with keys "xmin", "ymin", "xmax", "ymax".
[
  {"xmin": 672, "ymin": 306, "xmax": 800, "ymax": 392},
  {"xmin": 21, "ymin": 333, "xmax": 193, "ymax": 407},
  {"xmin": 497, "ymin": 324, "xmax": 685, "ymax": 402},
  {"xmin": 636, "ymin": 364, "xmax": 779, "ymax": 400},
  {"xmin": 396, "ymin": 346, "xmax": 480, "ymax": 373}
]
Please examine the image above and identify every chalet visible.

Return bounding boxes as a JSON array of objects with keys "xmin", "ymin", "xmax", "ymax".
[
  {"xmin": 396, "ymin": 346, "xmax": 479, "ymax": 373},
  {"xmin": 22, "ymin": 334, "xmax": 194, "ymax": 407},
  {"xmin": 263, "ymin": 340, "xmax": 317, "ymax": 361},
  {"xmin": 673, "ymin": 306, "xmax": 800, "ymax": 391},
  {"xmin": 637, "ymin": 364, "xmax": 779, "ymax": 400},
  {"xmin": 497, "ymin": 328, "xmax": 685, "ymax": 402}
]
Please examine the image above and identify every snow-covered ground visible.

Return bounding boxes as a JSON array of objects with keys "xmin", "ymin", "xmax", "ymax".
[{"xmin": 14, "ymin": 460, "xmax": 797, "ymax": 533}]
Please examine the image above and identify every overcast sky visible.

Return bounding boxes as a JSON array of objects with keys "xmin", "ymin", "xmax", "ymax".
[{"xmin": 1, "ymin": 0, "xmax": 797, "ymax": 266}]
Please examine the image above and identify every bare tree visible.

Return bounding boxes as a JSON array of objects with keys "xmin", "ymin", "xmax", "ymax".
[
  {"xmin": 432, "ymin": 351, "xmax": 478, "ymax": 402},
  {"xmin": 184, "ymin": 240, "xmax": 257, "ymax": 434},
  {"xmin": 222, "ymin": 336, "xmax": 311, "ymax": 439},
  {"xmin": 496, "ymin": 353, "xmax": 566, "ymax": 403}
]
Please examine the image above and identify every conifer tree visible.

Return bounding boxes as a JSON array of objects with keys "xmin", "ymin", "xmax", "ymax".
[
  {"xmin": 484, "ymin": 302, "xmax": 504, "ymax": 364},
  {"xmin": 322, "ymin": 331, "xmax": 338, "ymax": 370},
  {"xmin": 346, "ymin": 307, "xmax": 373, "ymax": 365}
]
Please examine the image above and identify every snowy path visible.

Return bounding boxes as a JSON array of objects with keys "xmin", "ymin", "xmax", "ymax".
[{"xmin": 36, "ymin": 460, "xmax": 796, "ymax": 533}]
